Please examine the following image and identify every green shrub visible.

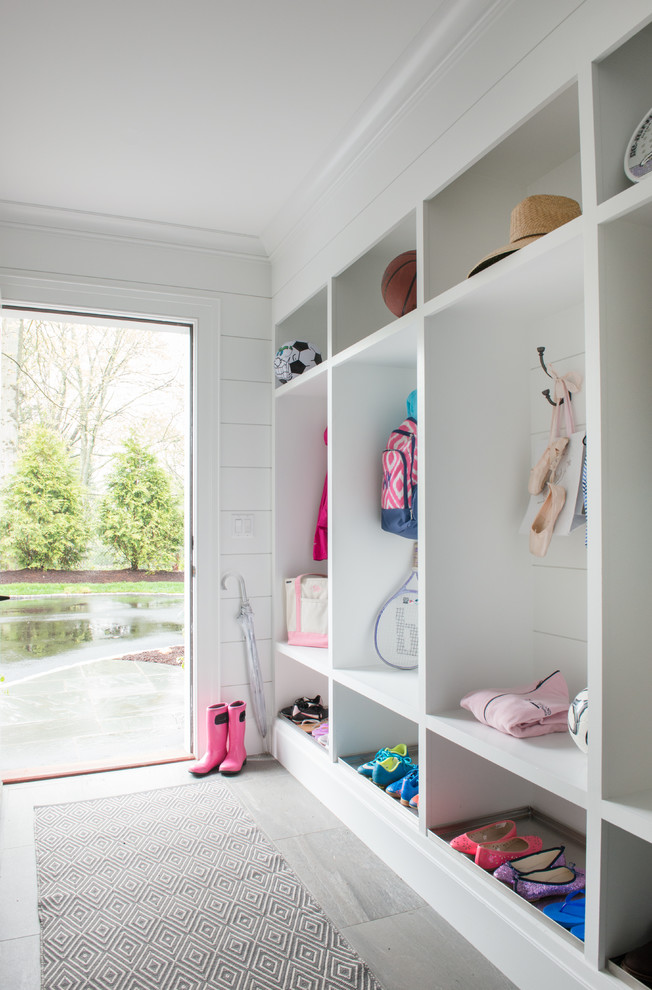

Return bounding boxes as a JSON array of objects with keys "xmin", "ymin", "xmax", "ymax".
[
  {"xmin": 2, "ymin": 425, "xmax": 91, "ymax": 569},
  {"xmin": 97, "ymin": 435, "xmax": 183, "ymax": 571}
]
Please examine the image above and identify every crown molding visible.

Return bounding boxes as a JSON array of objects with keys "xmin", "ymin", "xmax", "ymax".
[
  {"xmin": 0, "ymin": 200, "xmax": 269, "ymax": 261},
  {"xmin": 261, "ymin": 0, "xmax": 515, "ymax": 259}
]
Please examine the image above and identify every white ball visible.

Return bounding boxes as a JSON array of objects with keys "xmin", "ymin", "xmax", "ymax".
[
  {"xmin": 568, "ymin": 688, "xmax": 588, "ymax": 753},
  {"xmin": 274, "ymin": 340, "xmax": 322, "ymax": 383}
]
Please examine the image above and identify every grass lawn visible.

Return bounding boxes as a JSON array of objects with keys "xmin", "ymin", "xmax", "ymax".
[{"xmin": 1, "ymin": 582, "xmax": 184, "ymax": 596}]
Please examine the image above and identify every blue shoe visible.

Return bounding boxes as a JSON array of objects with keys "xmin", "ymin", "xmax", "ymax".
[
  {"xmin": 385, "ymin": 776, "xmax": 405, "ymax": 799},
  {"xmin": 372, "ymin": 752, "xmax": 414, "ymax": 788},
  {"xmin": 357, "ymin": 744, "xmax": 408, "ymax": 777},
  {"xmin": 399, "ymin": 766, "xmax": 419, "ymax": 806}
]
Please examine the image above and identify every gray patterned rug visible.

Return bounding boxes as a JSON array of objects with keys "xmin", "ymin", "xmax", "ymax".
[{"xmin": 34, "ymin": 781, "xmax": 382, "ymax": 990}]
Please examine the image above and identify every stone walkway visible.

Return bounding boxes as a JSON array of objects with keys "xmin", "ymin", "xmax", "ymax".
[{"xmin": 0, "ymin": 657, "xmax": 188, "ymax": 778}]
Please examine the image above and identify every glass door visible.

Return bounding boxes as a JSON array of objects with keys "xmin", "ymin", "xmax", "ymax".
[{"xmin": 0, "ymin": 306, "xmax": 193, "ymax": 780}]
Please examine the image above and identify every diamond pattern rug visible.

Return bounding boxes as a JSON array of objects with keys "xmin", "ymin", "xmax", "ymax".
[{"xmin": 34, "ymin": 781, "xmax": 383, "ymax": 990}]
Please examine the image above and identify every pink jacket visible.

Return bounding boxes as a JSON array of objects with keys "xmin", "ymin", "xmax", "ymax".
[
  {"xmin": 313, "ymin": 428, "xmax": 328, "ymax": 561},
  {"xmin": 460, "ymin": 670, "xmax": 570, "ymax": 738}
]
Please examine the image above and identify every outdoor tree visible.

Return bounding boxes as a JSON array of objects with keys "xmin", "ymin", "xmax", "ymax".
[
  {"xmin": 0, "ymin": 318, "xmax": 186, "ymax": 491},
  {"xmin": 1, "ymin": 425, "xmax": 91, "ymax": 569},
  {"xmin": 98, "ymin": 435, "xmax": 183, "ymax": 571}
]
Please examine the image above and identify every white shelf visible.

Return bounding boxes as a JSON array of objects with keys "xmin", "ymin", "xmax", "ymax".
[
  {"xmin": 274, "ymin": 360, "xmax": 328, "ymax": 398},
  {"xmin": 274, "ymin": 712, "xmax": 330, "ymax": 759},
  {"xmin": 423, "ymin": 216, "xmax": 583, "ymax": 326},
  {"xmin": 275, "ymin": 641, "xmax": 331, "ymax": 676},
  {"xmin": 597, "ymin": 179, "xmax": 652, "ymax": 226},
  {"xmin": 601, "ymin": 792, "xmax": 652, "ymax": 845},
  {"xmin": 427, "ymin": 709, "xmax": 588, "ymax": 808},
  {"xmin": 337, "ymin": 751, "xmax": 421, "ymax": 832},
  {"xmin": 330, "ymin": 311, "xmax": 419, "ymax": 369},
  {"xmin": 333, "ymin": 666, "xmax": 419, "ymax": 721}
]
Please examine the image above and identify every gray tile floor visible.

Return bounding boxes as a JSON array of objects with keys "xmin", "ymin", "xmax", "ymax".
[
  {"xmin": 0, "ymin": 757, "xmax": 517, "ymax": 990},
  {"xmin": 0, "ymin": 658, "xmax": 186, "ymax": 776}
]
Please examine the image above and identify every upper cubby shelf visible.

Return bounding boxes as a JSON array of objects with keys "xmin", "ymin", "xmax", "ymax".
[
  {"xmin": 593, "ymin": 17, "xmax": 652, "ymax": 207},
  {"xmin": 332, "ymin": 211, "xmax": 416, "ymax": 356},
  {"xmin": 273, "ymin": 359, "xmax": 327, "ymax": 400},
  {"xmin": 425, "ymin": 84, "xmax": 581, "ymax": 302},
  {"xmin": 274, "ymin": 285, "xmax": 328, "ymax": 386},
  {"xmin": 423, "ymin": 209, "xmax": 583, "ymax": 326},
  {"xmin": 330, "ymin": 310, "xmax": 419, "ymax": 369}
]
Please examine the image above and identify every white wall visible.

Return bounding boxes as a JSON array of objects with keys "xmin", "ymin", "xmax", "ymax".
[{"xmin": 0, "ymin": 208, "xmax": 273, "ymax": 758}]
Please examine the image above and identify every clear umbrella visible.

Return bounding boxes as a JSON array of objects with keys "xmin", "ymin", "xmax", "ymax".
[{"xmin": 221, "ymin": 572, "xmax": 267, "ymax": 738}]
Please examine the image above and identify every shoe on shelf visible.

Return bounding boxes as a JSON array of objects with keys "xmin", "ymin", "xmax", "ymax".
[
  {"xmin": 280, "ymin": 694, "xmax": 322, "ymax": 717},
  {"xmin": 399, "ymin": 767, "xmax": 419, "ymax": 806},
  {"xmin": 450, "ymin": 819, "xmax": 517, "ymax": 855},
  {"xmin": 385, "ymin": 775, "xmax": 405, "ymax": 799},
  {"xmin": 493, "ymin": 845, "xmax": 566, "ymax": 883},
  {"xmin": 409, "ymin": 793, "xmax": 419, "ymax": 808},
  {"xmin": 475, "ymin": 835, "xmax": 543, "ymax": 870},
  {"xmin": 280, "ymin": 695, "xmax": 328, "ymax": 730},
  {"xmin": 542, "ymin": 891, "xmax": 586, "ymax": 928},
  {"xmin": 621, "ymin": 939, "xmax": 652, "ymax": 986},
  {"xmin": 372, "ymin": 752, "xmax": 414, "ymax": 789},
  {"xmin": 528, "ymin": 437, "xmax": 569, "ymax": 494},
  {"xmin": 357, "ymin": 744, "xmax": 408, "ymax": 777},
  {"xmin": 570, "ymin": 924, "xmax": 585, "ymax": 941},
  {"xmin": 513, "ymin": 866, "xmax": 585, "ymax": 902}
]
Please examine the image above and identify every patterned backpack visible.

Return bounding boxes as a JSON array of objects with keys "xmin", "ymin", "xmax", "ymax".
[{"xmin": 381, "ymin": 415, "xmax": 418, "ymax": 539}]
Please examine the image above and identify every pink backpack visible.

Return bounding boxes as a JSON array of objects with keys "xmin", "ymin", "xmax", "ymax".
[{"xmin": 381, "ymin": 416, "xmax": 418, "ymax": 539}]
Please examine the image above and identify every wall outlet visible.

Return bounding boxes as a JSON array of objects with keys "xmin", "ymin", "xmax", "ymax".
[{"xmin": 231, "ymin": 513, "xmax": 254, "ymax": 538}]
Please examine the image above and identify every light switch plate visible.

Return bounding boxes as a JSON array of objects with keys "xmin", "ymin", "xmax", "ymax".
[{"xmin": 231, "ymin": 513, "xmax": 254, "ymax": 538}]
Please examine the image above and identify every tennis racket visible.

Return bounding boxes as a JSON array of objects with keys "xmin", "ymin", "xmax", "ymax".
[{"xmin": 374, "ymin": 543, "xmax": 418, "ymax": 670}]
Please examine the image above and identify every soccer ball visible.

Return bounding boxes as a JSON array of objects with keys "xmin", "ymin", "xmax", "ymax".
[
  {"xmin": 568, "ymin": 688, "xmax": 588, "ymax": 753},
  {"xmin": 274, "ymin": 341, "xmax": 322, "ymax": 384}
]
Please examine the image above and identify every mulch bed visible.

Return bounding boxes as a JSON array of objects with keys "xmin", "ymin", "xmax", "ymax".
[
  {"xmin": 121, "ymin": 646, "xmax": 184, "ymax": 667},
  {"xmin": 0, "ymin": 569, "xmax": 183, "ymax": 584}
]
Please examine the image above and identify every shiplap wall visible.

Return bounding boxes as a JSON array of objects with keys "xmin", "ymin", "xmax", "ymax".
[
  {"xmin": 0, "ymin": 212, "xmax": 272, "ymax": 759},
  {"xmin": 219, "ymin": 297, "xmax": 273, "ymax": 755}
]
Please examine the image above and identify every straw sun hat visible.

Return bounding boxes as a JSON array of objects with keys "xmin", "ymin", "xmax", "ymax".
[{"xmin": 467, "ymin": 194, "xmax": 581, "ymax": 277}]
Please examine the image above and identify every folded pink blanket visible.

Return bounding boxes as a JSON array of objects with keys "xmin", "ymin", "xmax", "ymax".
[{"xmin": 460, "ymin": 670, "xmax": 570, "ymax": 738}]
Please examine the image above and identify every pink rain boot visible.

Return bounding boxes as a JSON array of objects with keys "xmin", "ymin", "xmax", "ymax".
[
  {"xmin": 188, "ymin": 702, "xmax": 228, "ymax": 774},
  {"xmin": 220, "ymin": 700, "xmax": 247, "ymax": 775}
]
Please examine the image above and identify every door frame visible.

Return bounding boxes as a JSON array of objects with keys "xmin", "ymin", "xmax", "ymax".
[{"xmin": 0, "ymin": 271, "xmax": 222, "ymax": 766}]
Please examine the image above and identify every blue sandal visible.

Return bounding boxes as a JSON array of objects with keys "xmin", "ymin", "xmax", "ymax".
[{"xmin": 542, "ymin": 891, "xmax": 586, "ymax": 928}]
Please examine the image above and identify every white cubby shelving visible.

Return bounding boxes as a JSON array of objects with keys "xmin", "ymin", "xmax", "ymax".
[{"xmin": 272, "ymin": 11, "xmax": 652, "ymax": 990}]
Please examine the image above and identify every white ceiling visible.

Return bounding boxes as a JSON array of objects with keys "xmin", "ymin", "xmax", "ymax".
[{"xmin": 1, "ymin": 0, "xmax": 453, "ymax": 251}]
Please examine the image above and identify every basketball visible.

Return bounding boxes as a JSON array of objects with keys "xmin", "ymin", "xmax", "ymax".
[{"xmin": 381, "ymin": 250, "xmax": 417, "ymax": 318}]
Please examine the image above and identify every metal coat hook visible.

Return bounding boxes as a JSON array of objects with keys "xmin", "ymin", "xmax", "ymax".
[{"xmin": 537, "ymin": 346, "xmax": 567, "ymax": 407}]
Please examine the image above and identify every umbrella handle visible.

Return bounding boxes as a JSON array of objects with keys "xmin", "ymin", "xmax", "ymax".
[{"xmin": 221, "ymin": 570, "xmax": 249, "ymax": 605}]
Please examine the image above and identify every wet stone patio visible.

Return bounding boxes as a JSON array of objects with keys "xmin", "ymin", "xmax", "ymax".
[{"xmin": 0, "ymin": 656, "xmax": 187, "ymax": 778}]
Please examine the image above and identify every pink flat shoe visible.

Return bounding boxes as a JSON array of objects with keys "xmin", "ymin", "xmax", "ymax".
[
  {"xmin": 450, "ymin": 819, "xmax": 516, "ymax": 855},
  {"xmin": 475, "ymin": 835, "xmax": 543, "ymax": 870}
]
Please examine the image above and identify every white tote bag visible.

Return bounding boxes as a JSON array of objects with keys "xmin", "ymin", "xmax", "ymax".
[{"xmin": 284, "ymin": 574, "xmax": 328, "ymax": 648}]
